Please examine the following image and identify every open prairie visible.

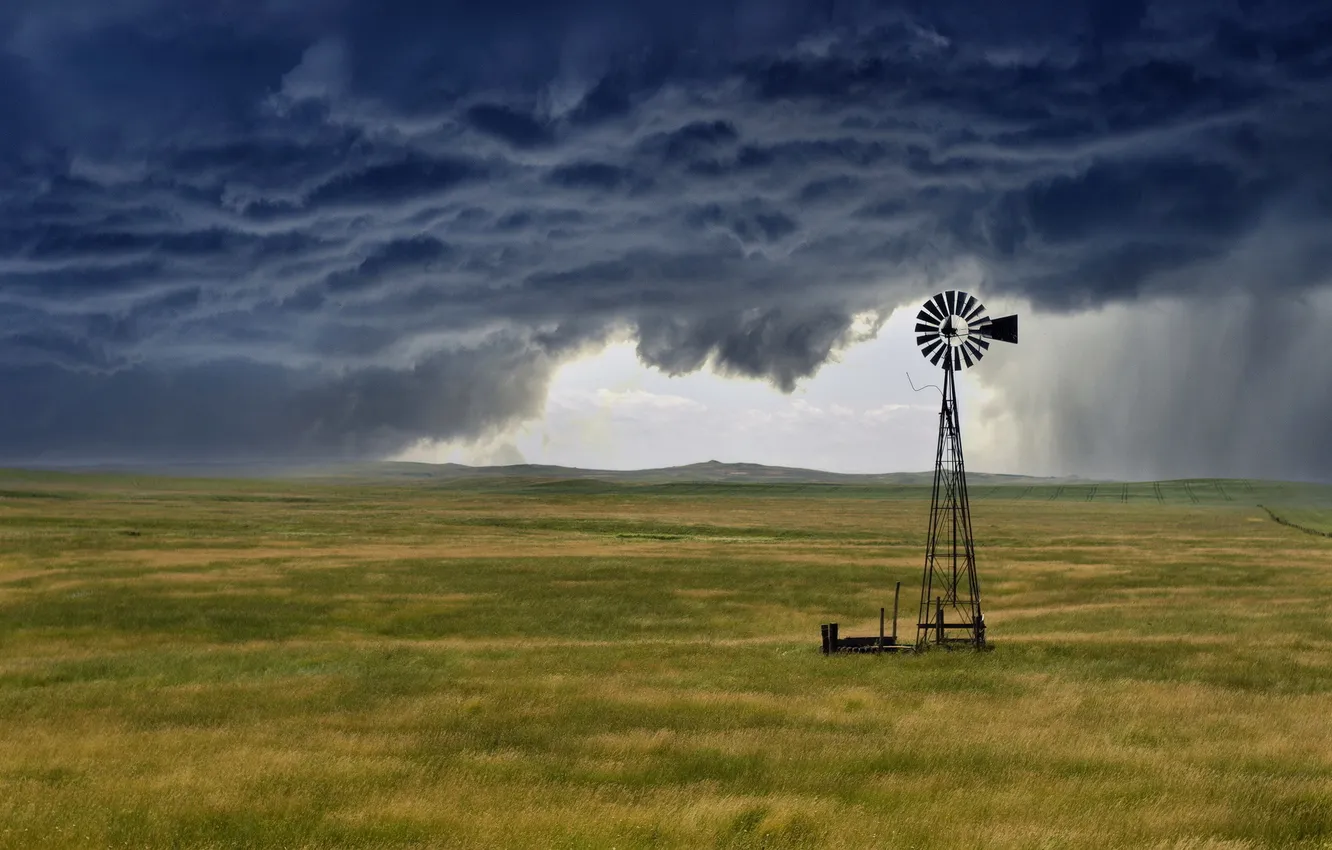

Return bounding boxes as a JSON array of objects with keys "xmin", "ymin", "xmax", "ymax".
[{"xmin": 2, "ymin": 471, "xmax": 1332, "ymax": 849}]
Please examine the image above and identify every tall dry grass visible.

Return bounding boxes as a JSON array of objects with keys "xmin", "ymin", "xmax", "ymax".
[{"xmin": 0, "ymin": 473, "xmax": 1330, "ymax": 847}]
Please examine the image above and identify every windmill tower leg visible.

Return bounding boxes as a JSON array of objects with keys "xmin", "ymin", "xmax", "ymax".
[{"xmin": 916, "ymin": 364, "xmax": 986, "ymax": 649}]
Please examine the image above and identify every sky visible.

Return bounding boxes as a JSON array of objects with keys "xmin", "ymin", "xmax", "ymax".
[
  {"xmin": 397, "ymin": 306, "xmax": 951, "ymax": 473},
  {"xmin": 0, "ymin": 0, "xmax": 1330, "ymax": 478}
]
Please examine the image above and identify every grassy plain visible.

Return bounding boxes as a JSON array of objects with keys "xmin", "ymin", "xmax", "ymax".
[{"xmin": 2, "ymin": 471, "xmax": 1332, "ymax": 849}]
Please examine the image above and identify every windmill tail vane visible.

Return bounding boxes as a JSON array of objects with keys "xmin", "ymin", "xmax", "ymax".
[{"xmin": 914, "ymin": 290, "xmax": 1018, "ymax": 650}]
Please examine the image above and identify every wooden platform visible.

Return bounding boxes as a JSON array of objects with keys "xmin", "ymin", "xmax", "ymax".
[{"xmin": 819, "ymin": 622, "xmax": 913, "ymax": 654}]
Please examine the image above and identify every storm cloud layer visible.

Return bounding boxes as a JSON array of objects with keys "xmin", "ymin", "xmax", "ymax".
[
  {"xmin": 0, "ymin": 1, "xmax": 1330, "ymax": 469},
  {"xmin": 972, "ymin": 287, "xmax": 1332, "ymax": 482}
]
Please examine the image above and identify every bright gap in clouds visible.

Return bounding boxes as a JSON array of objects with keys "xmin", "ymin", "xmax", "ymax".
[{"xmin": 398, "ymin": 307, "xmax": 1000, "ymax": 473}]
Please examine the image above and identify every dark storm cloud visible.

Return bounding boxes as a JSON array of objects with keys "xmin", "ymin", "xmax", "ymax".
[
  {"xmin": 465, "ymin": 104, "xmax": 556, "ymax": 149},
  {"xmin": 0, "ymin": 0, "xmax": 1330, "ymax": 467},
  {"xmin": 0, "ymin": 341, "xmax": 553, "ymax": 462},
  {"xmin": 637, "ymin": 307, "xmax": 853, "ymax": 392}
]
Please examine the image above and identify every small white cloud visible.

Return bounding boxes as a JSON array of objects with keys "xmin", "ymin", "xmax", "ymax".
[
  {"xmin": 865, "ymin": 403, "xmax": 927, "ymax": 423},
  {"xmin": 847, "ymin": 310, "xmax": 885, "ymax": 340},
  {"xmin": 279, "ymin": 38, "xmax": 349, "ymax": 103},
  {"xmin": 595, "ymin": 388, "xmax": 706, "ymax": 412}
]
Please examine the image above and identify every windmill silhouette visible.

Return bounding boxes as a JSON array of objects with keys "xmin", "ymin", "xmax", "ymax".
[{"xmin": 913, "ymin": 291, "xmax": 1018, "ymax": 649}]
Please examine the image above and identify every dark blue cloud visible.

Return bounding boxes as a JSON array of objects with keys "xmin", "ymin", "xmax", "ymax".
[
  {"xmin": 306, "ymin": 155, "xmax": 486, "ymax": 206},
  {"xmin": 465, "ymin": 104, "xmax": 556, "ymax": 149},
  {"xmin": 546, "ymin": 161, "xmax": 656, "ymax": 195},
  {"xmin": 0, "ymin": 343, "xmax": 552, "ymax": 462},
  {"xmin": 0, "ymin": 0, "xmax": 1329, "ymax": 464}
]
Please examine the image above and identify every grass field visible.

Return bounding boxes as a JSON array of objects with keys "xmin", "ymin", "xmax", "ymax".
[{"xmin": 2, "ymin": 470, "xmax": 1332, "ymax": 849}]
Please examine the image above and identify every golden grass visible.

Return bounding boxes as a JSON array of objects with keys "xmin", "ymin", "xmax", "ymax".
[{"xmin": 1, "ymin": 476, "xmax": 1331, "ymax": 847}]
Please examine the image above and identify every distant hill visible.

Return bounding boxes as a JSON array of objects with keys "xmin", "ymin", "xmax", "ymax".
[
  {"xmin": 2, "ymin": 463, "xmax": 1330, "ymax": 513},
  {"xmin": 0, "ymin": 457, "xmax": 1081, "ymax": 485},
  {"xmin": 289, "ymin": 459, "xmax": 1061, "ymax": 486}
]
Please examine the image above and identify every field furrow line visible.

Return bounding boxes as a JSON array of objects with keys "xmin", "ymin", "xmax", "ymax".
[{"xmin": 1258, "ymin": 505, "xmax": 1332, "ymax": 539}]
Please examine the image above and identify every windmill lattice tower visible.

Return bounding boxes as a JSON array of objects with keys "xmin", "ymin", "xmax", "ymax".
[{"xmin": 913, "ymin": 291, "xmax": 1018, "ymax": 649}]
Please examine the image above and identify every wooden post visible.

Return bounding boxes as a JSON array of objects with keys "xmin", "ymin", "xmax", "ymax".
[
  {"xmin": 829, "ymin": 622, "xmax": 839, "ymax": 653},
  {"xmin": 892, "ymin": 582, "xmax": 901, "ymax": 643},
  {"xmin": 936, "ymin": 597, "xmax": 944, "ymax": 644},
  {"xmin": 820, "ymin": 623, "xmax": 830, "ymax": 655}
]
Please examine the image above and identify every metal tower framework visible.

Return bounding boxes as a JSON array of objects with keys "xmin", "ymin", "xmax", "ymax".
[
  {"xmin": 821, "ymin": 290, "xmax": 1013, "ymax": 656},
  {"xmin": 910, "ymin": 289, "xmax": 1015, "ymax": 649},
  {"xmin": 916, "ymin": 355, "xmax": 985, "ymax": 649}
]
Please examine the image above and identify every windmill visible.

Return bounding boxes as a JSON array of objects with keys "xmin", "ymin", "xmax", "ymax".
[{"xmin": 914, "ymin": 290, "xmax": 1017, "ymax": 649}]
